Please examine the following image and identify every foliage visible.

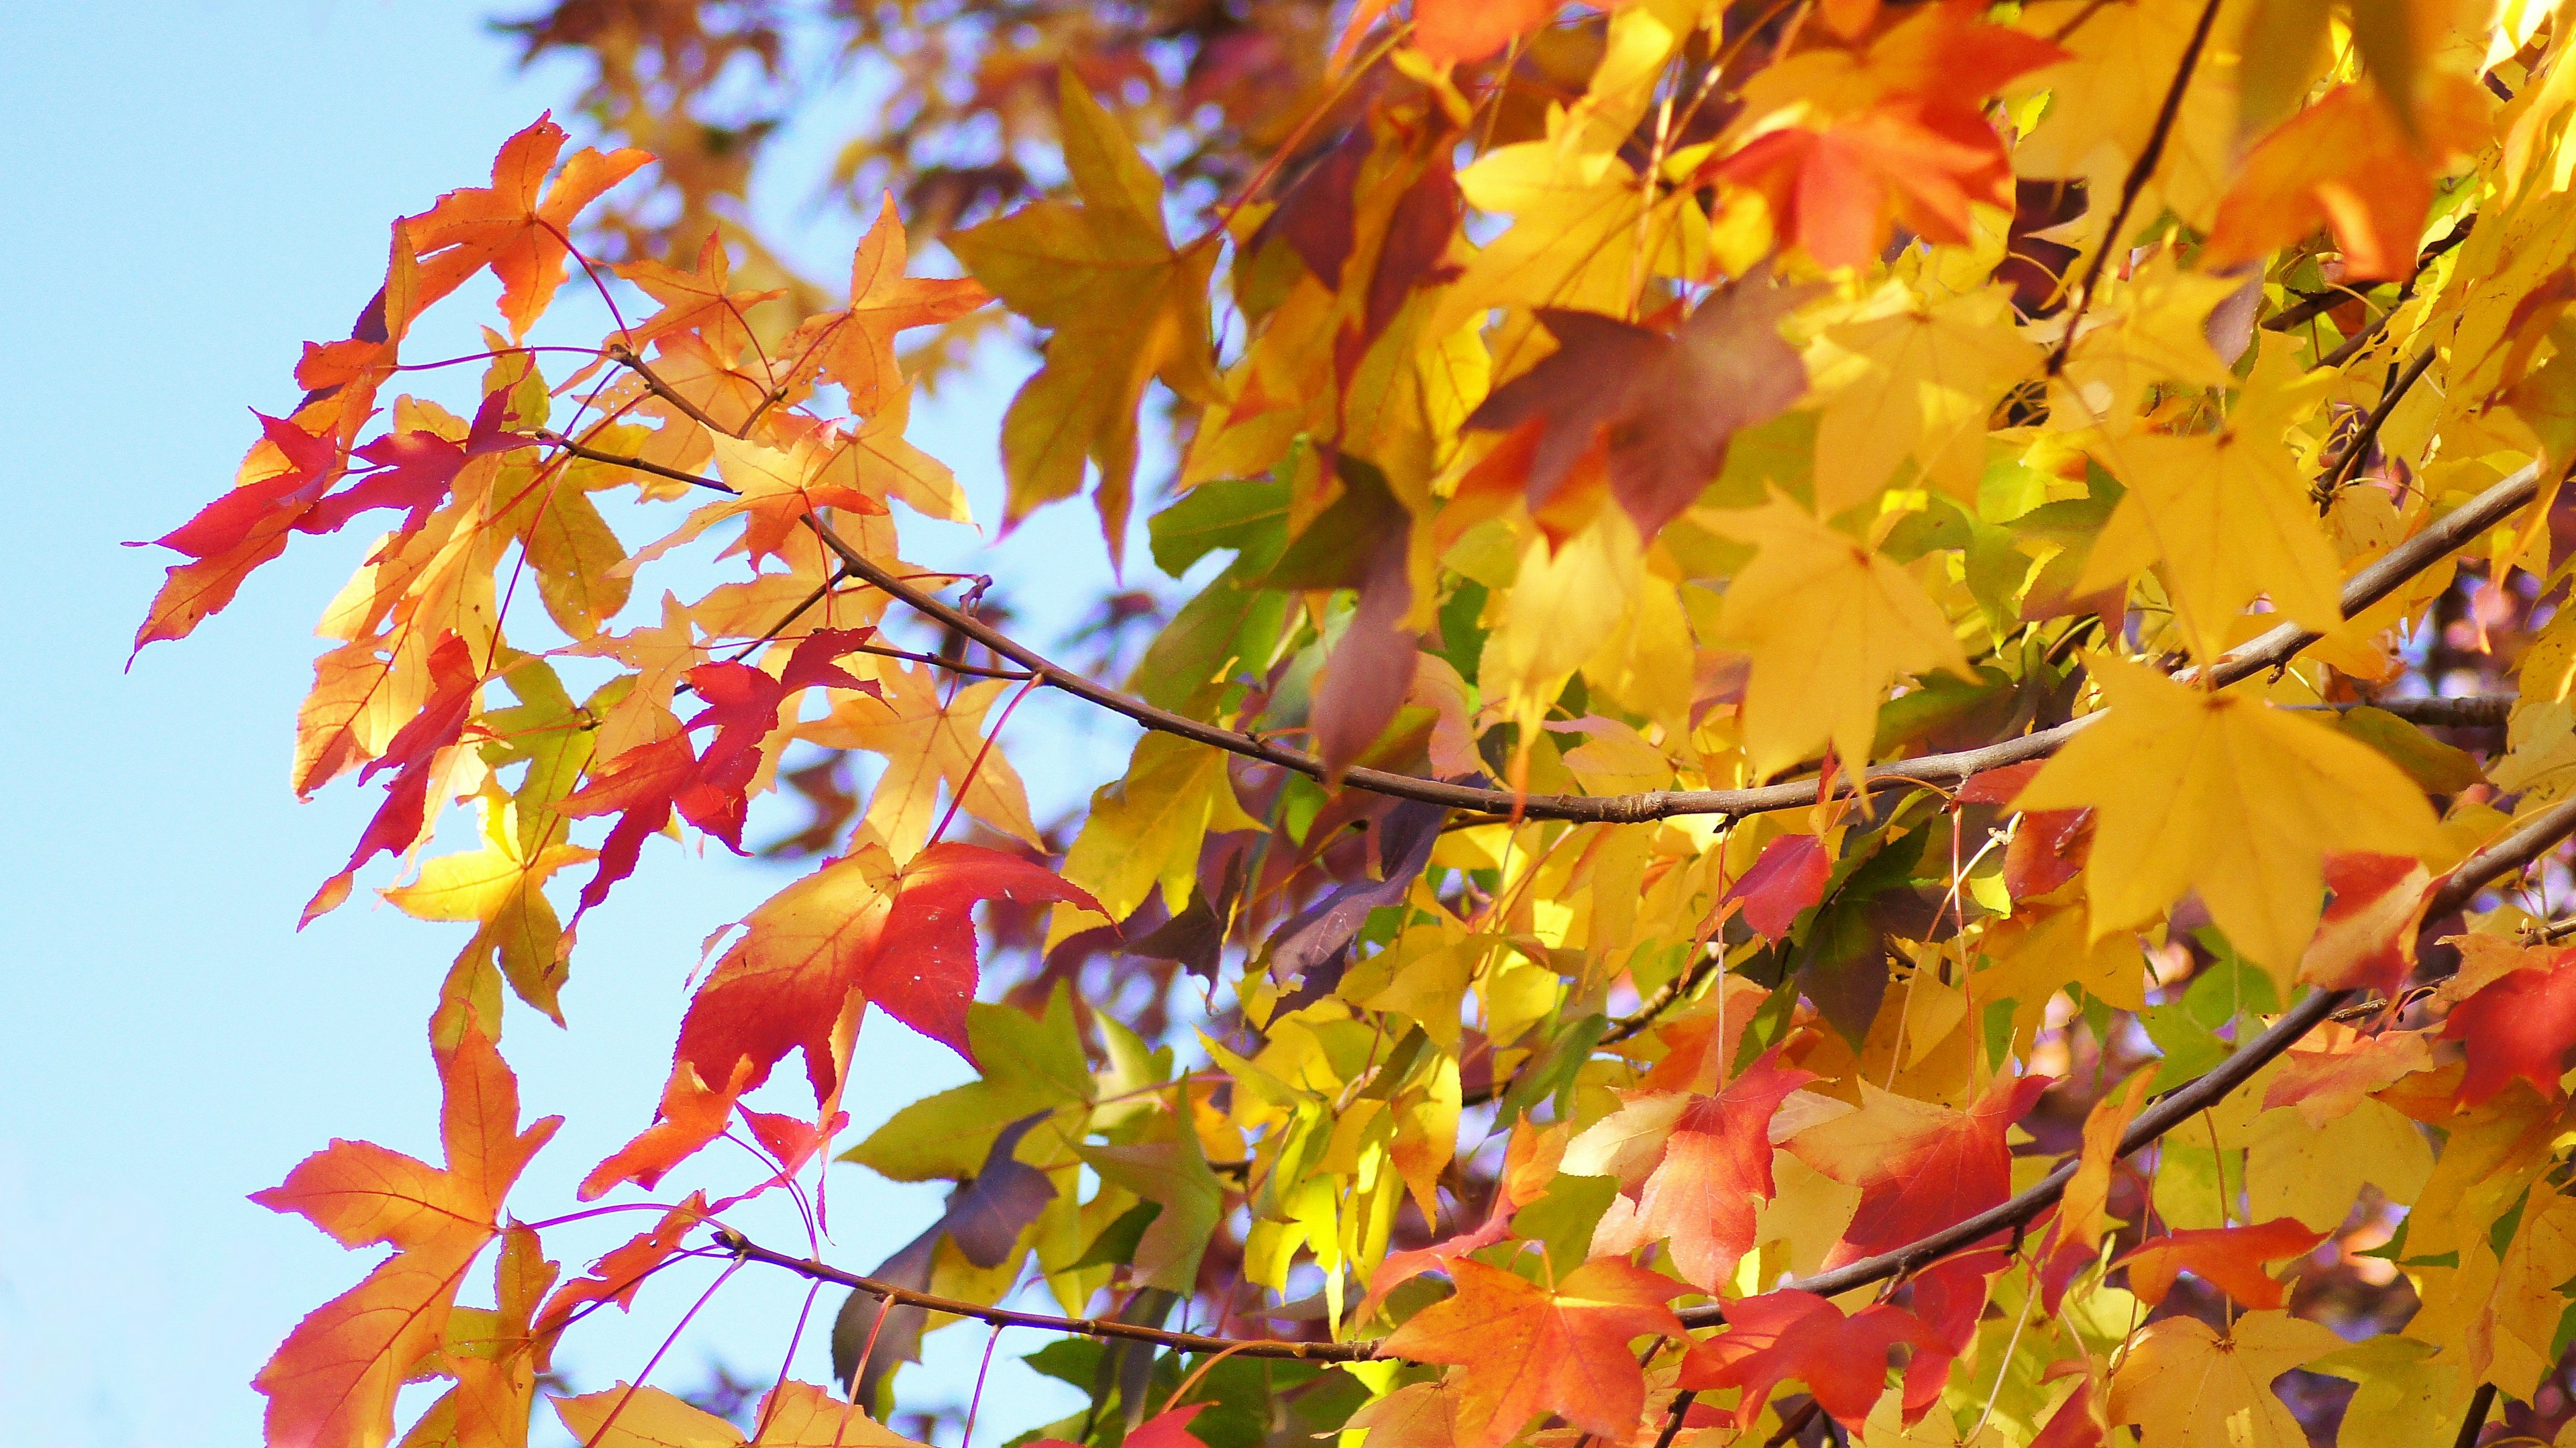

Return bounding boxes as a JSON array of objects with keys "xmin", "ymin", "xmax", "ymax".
[{"xmin": 137, "ymin": 3, "xmax": 2576, "ymax": 1448}]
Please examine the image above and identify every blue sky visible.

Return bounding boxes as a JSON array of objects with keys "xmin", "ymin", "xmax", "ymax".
[{"xmin": 0, "ymin": 5, "xmax": 1150, "ymax": 1443}]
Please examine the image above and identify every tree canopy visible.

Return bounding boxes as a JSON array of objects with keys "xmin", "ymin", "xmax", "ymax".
[{"xmin": 139, "ymin": 3, "xmax": 2576, "ymax": 1448}]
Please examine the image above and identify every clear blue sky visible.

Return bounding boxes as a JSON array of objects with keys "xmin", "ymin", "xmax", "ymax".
[{"xmin": 1, "ymin": 5, "xmax": 1144, "ymax": 1443}]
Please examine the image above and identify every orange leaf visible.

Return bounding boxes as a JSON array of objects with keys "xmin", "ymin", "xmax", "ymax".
[
  {"xmin": 1590, "ymin": 1051, "xmax": 1817, "ymax": 1290},
  {"xmin": 253, "ymin": 1024, "xmax": 558, "ymax": 1448},
  {"xmin": 1380, "ymin": 1258, "xmax": 1684, "ymax": 1448},
  {"xmin": 814, "ymin": 194, "xmax": 991, "ymax": 415},
  {"xmin": 1678, "ymin": 1288, "xmax": 1939, "ymax": 1429},
  {"xmin": 1413, "ymin": 0, "xmax": 1556, "ymax": 64},
  {"xmin": 1788, "ymin": 1072, "xmax": 2053, "ymax": 1268},
  {"xmin": 2205, "ymin": 82, "xmax": 2478, "ymax": 282},
  {"xmin": 2114, "ymin": 1218, "xmax": 2326, "ymax": 1308},
  {"xmin": 582, "ymin": 841, "xmax": 1098, "ymax": 1197},
  {"xmin": 398, "ymin": 113, "xmax": 651, "ymax": 340}
]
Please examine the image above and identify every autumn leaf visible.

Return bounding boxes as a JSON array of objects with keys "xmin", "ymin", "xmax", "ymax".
[
  {"xmin": 303, "ymin": 632, "xmax": 486, "ymax": 925},
  {"xmin": 2206, "ymin": 79, "xmax": 2483, "ymax": 282},
  {"xmin": 2108, "ymin": 1311, "xmax": 2345, "ymax": 1448},
  {"xmin": 621, "ymin": 432, "xmax": 889, "ymax": 574},
  {"xmin": 612, "ymin": 230, "xmax": 786, "ymax": 363},
  {"xmin": 1786, "ymin": 1073, "xmax": 2053, "ymax": 1267},
  {"xmin": 1707, "ymin": 499, "xmax": 1975, "ymax": 778},
  {"xmin": 2116, "ymin": 1218, "xmax": 2328, "ymax": 1308},
  {"xmin": 1464, "ymin": 273, "xmax": 1811, "ymax": 542},
  {"xmin": 555, "ymin": 627, "xmax": 875, "ymax": 921},
  {"xmin": 1584, "ymin": 1049, "xmax": 1817, "ymax": 1290},
  {"xmin": 804, "ymin": 193, "xmax": 991, "ymax": 415},
  {"xmin": 582, "ymin": 841, "xmax": 1099, "ymax": 1197},
  {"xmin": 396, "ymin": 113, "xmax": 651, "ymax": 340},
  {"xmin": 253, "ymin": 1024, "xmax": 559, "ymax": 1448},
  {"xmin": 1725, "ymin": 833, "xmax": 1833, "ymax": 942},
  {"xmin": 1679, "ymin": 1288, "xmax": 1940, "ymax": 1429},
  {"xmin": 1380, "ymin": 1257, "xmax": 1684, "ymax": 1448},
  {"xmin": 799, "ymin": 659, "xmax": 1041, "ymax": 860},
  {"xmin": 2017, "ymin": 656, "xmax": 2440, "ymax": 981},
  {"xmin": 2443, "ymin": 945, "xmax": 2576, "ymax": 1105},
  {"xmin": 554, "ymin": 1379, "xmax": 929, "ymax": 1447},
  {"xmin": 948, "ymin": 70, "xmax": 1221, "ymax": 559}
]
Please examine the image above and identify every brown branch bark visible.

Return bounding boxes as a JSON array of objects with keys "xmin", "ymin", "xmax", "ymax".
[
  {"xmin": 542, "ymin": 431, "xmax": 2544, "ymax": 826},
  {"xmin": 1670, "ymin": 789, "xmax": 2576, "ymax": 1323},
  {"xmin": 710, "ymin": 1229, "xmax": 1390, "ymax": 1361}
]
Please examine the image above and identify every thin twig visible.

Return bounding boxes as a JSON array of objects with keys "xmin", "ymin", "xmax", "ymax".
[
  {"xmin": 2044, "ymin": 0, "xmax": 2227, "ymax": 374},
  {"xmin": 544, "ymin": 438, "xmax": 2544, "ymax": 825},
  {"xmin": 1670, "ymin": 789, "xmax": 2576, "ymax": 1324},
  {"xmin": 710, "ymin": 1229, "xmax": 1386, "ymax": 1361}
]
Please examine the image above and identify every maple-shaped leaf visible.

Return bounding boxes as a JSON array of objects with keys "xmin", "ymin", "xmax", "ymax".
[
  {"xmin": 1805, "ymin": 280, "xmax": 2043, "ymax": 512},
  {"xmin": 2116, "ymin": 1218, "xmax": 2327, "ymax": 1308},
  {"xmin": 1678, "ymin": 1288, "xmax": 1939, "ymax": 1430},
  {"xmin": 1585, "ymin": 1050, "xmax": 1817, "ymax": 1291},
  {"xmin": 555, "ymin": 627, "xmax": 875, "ymax": 920},
  {"xmin": 2443, "ymin": 945, "xmax": 2576, "ymax": 1105},
  {"xmin": 1711, "ymin": 5, "xmax": 2063, "ymax": 268},
  {"xmin": 803, "ymin": 193, "xmax": 990, "ymax": 415},
  {"xmin": 622, "ymin": 433, "xmax": 890, "ymax": 574},
  {"xmin": 396, "ymin": 113, "xmax": 651, "ymax": 340},
  {"xmin": 1464, "ymin": 274, "xmax": 1811, "ymax": 541},
  {"xmin": 555, "ymin": 1379, "xmax": 928, "ymax": 1448},
  {"xmin": 253, "ymin": 1024, "xmax": 560, "ymax": 1448},
  {"xmin": 2080, "ymin": 352, "xmax": 2345, "ymax": 664},
  {"xmin": 1381, "ymin": 1257, "xmax": 1684, "ymax": 1448},
  {"xmin": 2016, "ymin": 656, "xmax": 2440, "ymax": 982},
  {"xmin": 947, "ymin": 71, "xmax": 1221, "ymax": 561},
  {"xmin": 1725, "ymin": 833, "xmax": 1831, "ymax": 942},
  {"xmin": 582, "ymin": 841, "xmax": 1098, "ymax": 1198},
  {"xmin": 1711, "ymin": 101, "xmax": 2019, "ymax": 272},
  {"xmin": 800, "ymin": 660, "xmax": 1042, "ymax": 859},
  {"xmin": 2108, "ymin": 1311, "xmax": 2345, "ymax": 1448},
  {"xmin": 2206, "ymin": 79, "xmax": 2483, "ymax": 282},
  {"xmin": 1786, "ymin": 1073, "xmax": 2053, "ymax": 1267},
  {"xmin": 1707, "ymin": 499, "xmax": 1975, "ymax": 779},
  {"xmin": 1364, "ymin": 1123, "xmax": 1568, "ymax": 1314},
  {"xmin": 303, "ymin": 633, "xmax": 486, "ymax": 925},
  {"xmin": 401, "ymin": 1223, "xmax": 559, "ymax": 1448},
  {"xmin": 612, "ymin": 230, "xmax": 786, "ymax": 364}
]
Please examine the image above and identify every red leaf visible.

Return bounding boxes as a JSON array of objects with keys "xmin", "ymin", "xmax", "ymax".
[
  {"xmin": 302, "ymin": 633, "xmax": 485, "ymax": 925},
  {"xmin": 1790, "ymin": 1073, "xmax": 2055, "ymax": 1269},
  {"xmin": 2444, "ymin": 949, "xmax": 2576, "ymax": 1106},
  {"xmin": 2114, "ymin": 1218, "xmax": 2326, "ymax": 1308},
  {"xmin": 582, "ymin": 842, "xmax": 1099, "ymax": 1197},
  {"xmin": 1726, "ymin": 834, "xmax": 1831, "ymax": 942},
  {"xmin": 529, "ymin": 1192, "xmax": 708, "ymax": 1364},
  {"xmin": 2300, "ymin": 851, "xmax": 2434, "ymax": 998},
  {"xmin": 1678, "ymin": 1289, "xmax": 1939, "ymax": 1430},
  {"xmin": 556, "ymin": 627, "xmax": 877, "ymax": 919},
  {"xmin": 1596, "ymin": 1051, "xmax": 1817, "ymax": 1290},
  {"xmin": 1036, "ymin": 1406, "xmax": 1210, "ymax": 1448}
]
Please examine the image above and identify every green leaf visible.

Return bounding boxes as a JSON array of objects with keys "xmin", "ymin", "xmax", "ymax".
[{"xmin": 1149, "ymin": 474, "xmax": 1292, "ymax": 577}]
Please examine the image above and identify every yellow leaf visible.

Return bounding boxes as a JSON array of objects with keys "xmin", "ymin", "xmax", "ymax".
[
  {"xmin": 802, "ymin": 663, "xmax": 1039, "ymax": 861},
  {"xmin": 1805, "ymin": 280, "xmax": 2041, "ymax": 513},
  {"xmin": 2107, "ymin": 1310, "xmax": 2345, "ymax": 1448},
  {"xmin": 1060, "ymin": 731, "xmax": 1263, "ymax": 923},
  {"xmin": 1707, "ymin": 498, "xmax": 1973, "ymax": 778},
  {"xmin": 2017, "ymin": 656, "xmax": 2439, "ymax": 980},
  {"xmin": 2081, "ymin": 356, "xmax": 2345, "ymax": 662},
  {"xmin": 949, "ymin": 72, "xmax": 1221, "ymax": 560}
]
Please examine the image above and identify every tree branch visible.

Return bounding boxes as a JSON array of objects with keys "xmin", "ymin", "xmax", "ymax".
[
  {"xmin": 710, "ymin": 1229, "xmax": 1389, "ymax": 1362},
  {"xmin": 1671, "ymin": 789, "xmax": 2576, "ymax": 1323},
  {"xmin": 545, "ymin": 429, "xmax": 2544, "ymax": 826}
]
